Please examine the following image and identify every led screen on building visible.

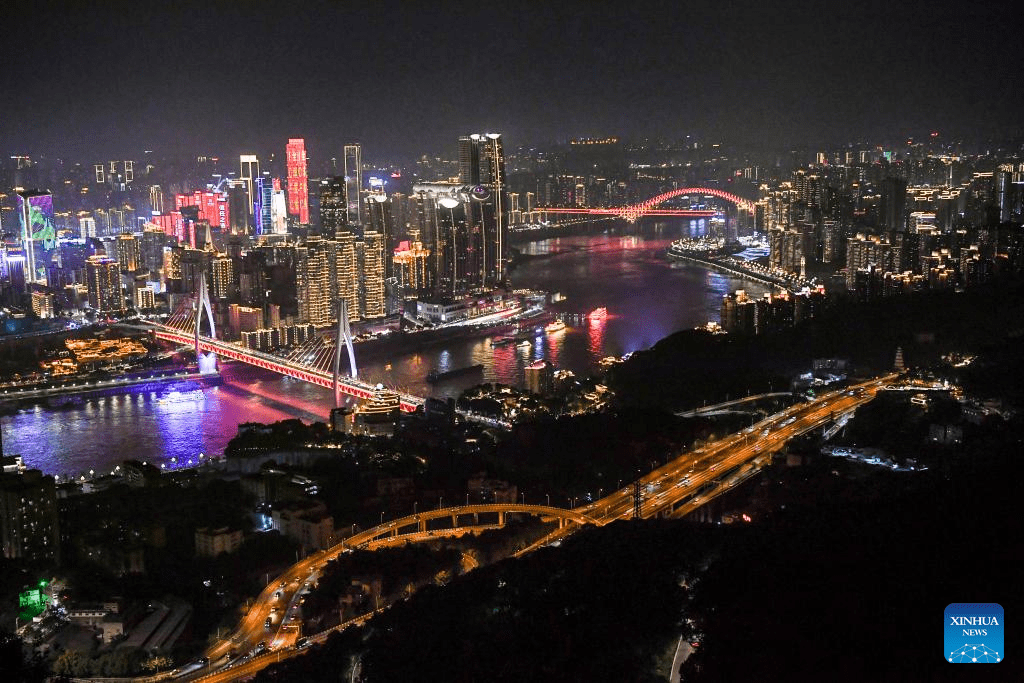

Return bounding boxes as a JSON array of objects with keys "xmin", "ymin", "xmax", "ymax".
[{"xmin": 17, "ymin": 192, "xmax": 58, "ymax": 281}]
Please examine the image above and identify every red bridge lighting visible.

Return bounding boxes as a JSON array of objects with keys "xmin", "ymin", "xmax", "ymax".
[{"xmin": 538, "ymin": 186, "xmax": 755, "ymax": 223}]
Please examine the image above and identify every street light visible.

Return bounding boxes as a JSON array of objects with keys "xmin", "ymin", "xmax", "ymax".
[
  {"xmin": 545, "ymin": 493, "xmax": 550, "ymax": 506},
  {"xmin": 413, "ymin": 502, "xmax": 418, "ymax": 514}
]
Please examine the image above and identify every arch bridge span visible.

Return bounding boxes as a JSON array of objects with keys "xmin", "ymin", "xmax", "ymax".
[
  {"xmin": 341, "ymin": 504, "xmax": 596, "ymax": 551},
  {"xmin": 539, "ymin": 186, "xmax": 756, "ymax": 223}
]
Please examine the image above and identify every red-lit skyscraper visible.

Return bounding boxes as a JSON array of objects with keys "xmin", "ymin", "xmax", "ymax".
[{"xmin": 286, "ymin": 138, "xmax": 310, "ymax": 224}]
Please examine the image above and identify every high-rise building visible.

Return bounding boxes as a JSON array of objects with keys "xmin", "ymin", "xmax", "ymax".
[
  {"xmin": 457, "ymin": 133, "xmax": 507, "ymax": 286},
  {"xmin": 319, "ymin": 177, "xmax": 347, "ymax": 234},
  {"xmin": 135, "ymin": 286, "xmax": 155, "ymax": 311},
  {"xmin": 149, "ymin": 185, "xmax": 165, "ymax": 214},
  {"xmin": 16, "ymin": 189, "xmax": 56, "ymax": 284},
  {"xmin": 344, "ymin": 144, "xmax": 363, "ymax": 227},
  {"xmin": 880, "ymin": 177, "xmax": 908, "ymax": 233},
  {"xmin": 296, "ymin": 237, "xmax": 331, "ymax": 327},
  {"xmin": 0, "ymin": 468, "xmax": 59, "ymax": 563},
  {"xmin": 333, "ymin": 228, "xmax": 359, "ymax": 323},
  {"xmin": 116, "ymin": 234, "xmax": 140, "ymax": 273},
  {"xmin": 271, "ymin": 185, "xmax": 289, "ymax": 235},
  {"xmin": 239, "ymin": 154, "xmax": 260, "ymax": 224},
  {"xmin": 85, "ymin": 254, "xmax": 122, "ymax": 312},
  {"xmin": 254, "ymin": 177, "xmax": 273, "ymax": 236},
  {"xmin": 210, "ymin": 253, "xmax": 234, "ymax": 301},
  {"xmin": 226, "ymin": 180, "xmax": 250, "ymax": 235},
  {"xmin": 361, "ymin": 229, "xmax": 386, "ymax": 319},
  {"xmin": 286, "ymin": 138, "xmax": 310, "ymax": 224},
  {"xmin": 79, "ymin": 216, "xmax": 97, "ymax": 239}
]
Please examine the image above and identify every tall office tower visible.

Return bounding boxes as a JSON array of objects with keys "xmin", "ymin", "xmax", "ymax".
[
  {"xmin": 254, "ymin": 177, "xmax": 274, "ymax": 236},
  {"xmin": 239, "ymin": 155, "xmax": 260, "ymax": 224},
  {"xmin": 116, "ymin": 233, "xmax": 140, "ymax": 273},
  {"xmin": 319, "ymin": 177, "xmax": 347, "ymax": 234},
  {"xmin": 16, "ymin": 189, "xmax": 56, "ymax": 284},
  {"xmin": 364, "ymin": 194, "xmax": 394, "ymax": 281},
  {"xmin": 0, "ymin": 468, "xmax": 59, "ymax": 563},
  {"xmin": 226, "ymin": 181, "xmax": 250, "ymax": 235},
  {"xmin": 296, "ymin": 237, "xmax": 331, "ymax": 327},
  {"xmin": 271, "ymin": 186, "xmax": 289, "ymax": 234},
  {"xmin": 457, "ymin": 133, "xmax": 506, "ymax": 286},
  {"xmin": 996, "ymin": 170, "xmax": 1013, "ymax": 223},
  {"xmin": 141, "ymin": 224, "xmax": 167, "ymax": 274},
  {"xmin": 880, "ymin": 177, "xmax": 908, "ymax": 233},
  {"xmin": 150, "ymin": 185, "xmax": 165, "ymax": 214},
  {"xmin": 435, "ymin": 197, "xmax": 469, "ymax": 297},
  {"xmin": 344, "ymin": 144, "xmax": 363, "ymax": 227},
  {"xmin": 333, "ymin": 228, "xmax": 359, "ymax": 323},
  {"xmin": 210, "ymin": 253, "xmax": 234, "ymax": 301},
  {"xmin": 361, "ymin": 229, "xmax": 386, "ymax": 319},
  {"xmin": 286, "ymin": 138, "xmax": 310, "ymax": 224},
  {"xmin": 85, "ymin": 254, "xmax": 122, "ymax": 312},
  {"xmin": 79, "ymin": 216, "xmax": 97, "ymax": 239}
]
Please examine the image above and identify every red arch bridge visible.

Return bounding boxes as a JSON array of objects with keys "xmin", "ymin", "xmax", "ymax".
[{"xmin": 539, "ymin": 186, "xmax": 755, "ymax": 223}]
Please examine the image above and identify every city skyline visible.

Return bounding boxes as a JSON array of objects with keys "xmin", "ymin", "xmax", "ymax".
[{"xmin": 2, "ymin": 1, "xmax": 1022, "ymax": 162}]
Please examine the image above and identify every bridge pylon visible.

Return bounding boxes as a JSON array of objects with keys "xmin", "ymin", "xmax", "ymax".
[
  {"xmin": 332, "ymin": 298, "xmax": 358, "ymax": 407},
  {"xmin": 195, "ymin": 276, "xmax": 218, "ymax": 374}
]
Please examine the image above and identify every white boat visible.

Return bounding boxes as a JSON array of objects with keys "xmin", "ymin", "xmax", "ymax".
[{"xmin": 545, "ymin": 320, "xmax": 566, "ymax": 333}]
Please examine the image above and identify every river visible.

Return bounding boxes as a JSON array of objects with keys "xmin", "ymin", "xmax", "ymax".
[{"xmin": 4, "ymin": 220, "xmax": 770, "ymax": 477}]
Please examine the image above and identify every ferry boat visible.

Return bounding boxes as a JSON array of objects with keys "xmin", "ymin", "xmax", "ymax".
[
  {"xmin": 544, "ymin": 320, "xmax": 566, "ymax": 333},
  {"xmin": 588, "ymin": 307, "xmax": 608, "ymax": 321}
]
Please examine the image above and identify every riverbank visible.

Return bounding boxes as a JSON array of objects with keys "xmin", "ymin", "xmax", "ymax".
[{"xmin": 0, "ymin": 370, "xmax": 223, "ymax": 411}]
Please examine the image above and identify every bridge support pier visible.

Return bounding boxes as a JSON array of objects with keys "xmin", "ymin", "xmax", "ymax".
[
  {"xmin": 418, "ymin": 519, "xmax": 426, "ymax": 533},
  {"xmin": 194, "ymin": 276, "xmax": 218, "ymax": 374},
  {"xmin": 498, "ymin": 511, "xmax": 506, "ymax": 527},
  {"xmin": 332, "ymin": 298, "xmax": 358, "ymax": 407},
  {"xmin": 451, "ymin": 514, "xmax": 458, "ymax": 528}
]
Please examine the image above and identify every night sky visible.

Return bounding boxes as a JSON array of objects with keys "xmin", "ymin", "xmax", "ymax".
[{"xmin": 2, "ymin": 0, "xmax": 1022, "ymax": 163}]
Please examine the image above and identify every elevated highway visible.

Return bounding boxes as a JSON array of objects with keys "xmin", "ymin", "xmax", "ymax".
[{"xmin": 176, "ymin": 374, "xmax": 895, "ymax": 681}]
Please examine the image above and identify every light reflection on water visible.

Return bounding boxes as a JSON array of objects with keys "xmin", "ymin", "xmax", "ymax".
[{"xmin": 6, "ymin": 222, "xmax": 768, "ymax": 475}]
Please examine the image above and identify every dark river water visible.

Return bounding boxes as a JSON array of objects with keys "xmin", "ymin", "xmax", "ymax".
[{"xmin": 5, "ymin": 221, "xmax": 768, "ymax": 477}]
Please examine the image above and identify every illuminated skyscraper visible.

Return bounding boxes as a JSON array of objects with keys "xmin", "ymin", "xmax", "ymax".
[
  {"xmin": 286, "ymin": 138, "xmax": 310, "ymax": 224},
  {"xmin": 333, "ymin": 228, "xmax": 359, "ymax": 323},
  {"xmin": 116, "ymin": 233, "xmax": 140, "ymax": 273},
  {"xmin": 239, "ymin": 154, "xmax": 260, "ymax": 224},
  {"xmin": 85, "ymin": 254, "xmax": 122, "ymax": 312},
  {"xmin": 210, "ymin": 253, "xmax": 234, "ymax": 301},
  {"xmin": 149, "ymin": 185, "xmax": 165, "ymax": 214},
  {"xmin": 319, "ymin": 177, "xmax": 347, "ymax": 234},
  {"xmin": 16, "ymin": 189, "xmax": 56, "ymax": 284},
  {"xmin": 297, "ymin": 237, "xmax": 332, "ymax": 327},
  {"xmin": 361, "ymin": 229, "xmax": 386, "ymax": 319},
  {"xmin": 457, "ymin": 133, "xmax": 507, "ymax": 286},
  {"xmin": 344, "ymin": 144, "xmax": 363, "ymax": 227},
  {"xmin": 254, "ymin": 177, "xmax": 273, "ymax": 236}
]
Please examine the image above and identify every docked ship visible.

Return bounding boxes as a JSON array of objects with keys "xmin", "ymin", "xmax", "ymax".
[
  {"xmin": 544, "ymin": 320, "xmax": 566, "ymax": 333},
  {"xmin": 426, "ymin": 364, "xmax": 484, "ymax": 383}
]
